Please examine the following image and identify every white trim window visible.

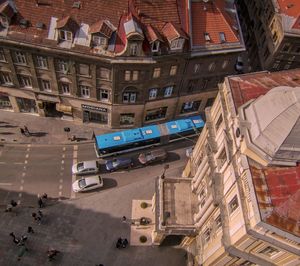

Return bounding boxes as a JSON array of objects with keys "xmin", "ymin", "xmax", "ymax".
[
  {"xmin": 259, "ymin": 246, "xmax": 280, "ymax": 258},
  {"xmin": 170, "ymin": 38, "xmax": 184, "ymax": 50},
  {"xmin": 228, "ymin": 195, "xmax": 239, "ymax": 214},
  {"xmin": 59, "ymin": 30, "xmax": 72, "ymax": 41},
  {"xmin": 80, "ymin": 85, "xmax": 90, "ymax": 98},
  {"xmin": 153, "ymin": 67, "xmax": 161, "ymax": 78},
  {"xmin": 15, "ymin": 51, "xmax": 27, "ymax": 64},
  {"xmin": 36, "ymin": 55, "xmax": 48, "ymax": 69},
  {"xmin": 194, "ymin": 63, "xmax": 200, "ymax": 73},
  {"xmin": 151, "ymin": 41, "xmax": 160, "ymax": 52},
  {"xmin": 92, "ymin": 35, "xmax": 107, "ymax": 47},
  {"xmin": 18, "ymin": 75, "xmax": 32, "ymax": 88},
  {"xmin": 164, "ymin": 85, "xmax": 173, "ymax": 97},
  {"xmin": 130, "ymin": 43, "xmax": 138, "ymax": 56},
  {"xmin": 123, "ymin": 92, "xmax": 136, "ymax": 103},
  {"xmin": 61, "ymin": 83, "xmax": 70, "ymax": 94},
  {"xmin": 0, "ymin": 72, "xmax": 12, "ymax": 85},
  {"xmin": 99, "ymin": 88, "xmax": 109, "ymax": 101},
  {"xmin": 41, "ymin": 79, "xmax": 51, "ymax": 91},
  {"xmin": 149, "ymin": 88, "xmax": 158, "ymax": 100},
  {"xmin": 170, "ymin": 65, "xmax": 177, "ymax": 76},
  {"xmin": 132, "ymin": 71, "xmax": 139, "ymax": 81},
  {"xmin": 57, "ymin": 59, "xmax": 68, "ymax": 73},
  {"xmin": 124, "ymin": 70, "xmax": 131, "ymax": 81},
  {"xmin": 203, "ymin": 228, "xmax": 211, "ymax": 243},
  {"xmin": 0, "ymin": 49, "xmax": 6, "ymax": 62}
]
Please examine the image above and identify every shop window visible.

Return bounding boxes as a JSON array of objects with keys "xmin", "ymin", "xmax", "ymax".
[
  {"xmin": 0, "ymin": 94, "xmax": 12, "ymax": 109},
  {"xmin": 203, "ymin": 228, "xmax": 211, "ymax": 243},
  {"xmin": 36, "ymin": 55, "xmax": 48, "ymax": 69},
  {"xmin": 153, "ymin": 67, "xmax": 161, "ymax": 78},
  {"xmin": 123, "ymin": 92, "xmax": 136, "ymax": 103},
  {"xmin": 145, "ymin": 106, "xmax": 167, "ymax": 121},
  {"xmin": 149, "ymin": 88, "xmax": 158, "ymax": 100},
  {"xmin": 61, "ymin": 83, "xmax": 70, "ymax": 95},
  {"xmin": 98, "ymin": 67, "xmax": 111, "ymax": 80},
  {"xmin": 130, "ymin": 43, "xmax": 138, "ymax": 56},
  {"xmin": 170, "ymin": 65, "xmax": 177, "ymax": 76},
  {"xmin": 180, "ymin": 101, "xmax": 201, "ymax": 113},
  {"xmin": 0, "ymin": 72, "xmax": 12, "ymax": 85},
  {"xmin": 228, "ymin": 195, "xmax": 239, "ymax": 214},
  {"xmin": 57, "ymin": 59, "xmax": 69, "ymax": 73},
  {"xmin": 120, "ymin": 113, "xmax": 135, "ymax": 125},
  {"xmin": 164, "ymin": 86, "xmax": 173, "ymax": 97},
  {"xmin": 16, "ymin": 97, "xmax": 37, "ymax": 113},
  {"xmin": 14, "ymin": 51, "xmax": 27, "ymax": 65},
  {"xmin": 132, "ymin": 71, "xmax": 139, "ymax": 81},
  {"xmin": 99, "ymin": 88, "xmax": 109, "ymax": 101},
  {"xmin": 78, "ymin": 63, "xmax": 90, "ymax": 76},
  {"xmin": 59, "ymin": 30, "xmax": 72, "ymax": 41},
  {"xmin": 83, "ymin": 110, "xmax": 107, "ymax": 124},
  {"xmin": 259, "ymin": 246, "xmax": 279, "ymax": 257},
  {"xmin": 41, "ymin": 79, "xmax": 51, "ymax": 92},
  {"xmin": 18, "ymin": 75, "xmax": 32, "ymax": 88},
  {"xmin": 80, "ymin": 85, "xmax": 90, "ymax": 98},
  {"xmin": 0, "ymin": 48, "xmax": 6, "ymax": 62}
]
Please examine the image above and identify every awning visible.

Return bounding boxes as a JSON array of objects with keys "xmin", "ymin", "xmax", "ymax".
[
  {"xmin": 56, "ymin": 103, "xmax": 72, "ymax": 114},
  {"xmin": 37, "ymin": 94, "xmax": 60, "ymax": 103}
]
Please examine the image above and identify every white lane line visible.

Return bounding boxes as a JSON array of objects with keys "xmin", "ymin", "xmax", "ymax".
[
  {"xmin": 58, "ymin": 191, "xmax": 62, "ymax": 196},
  {"xmin": 59, "ymin": 179, "xmax": 63, "ymax": 183},
  {"xmin": 26, "ymin": 148, "xmax": 30, "ymax": 152},
  {"xmin": 18, "ymin": 193, "xmax": 22, "ymax": 198},
  {"xmin": 21, "ymin": 179, "xmax": 24, "ymax": 184},
  {"xmin": 14, "ymin": 162, "xmax": 23, "ymax": 165},
  {"xmin": 22, "ymin": 173, "xmax": 26, "ymax": 177},
  {"xmin": 59, "ymin": 184, "xmax": 63, "ymax": 190},
  {"xmin": 63, "ymin": 147, "xmax": 66, "ymax": 152},
  {"xmin": 24, "ymin": 160, "xmax": 28, "ymax": 164},
  {"xmin": 61, "ymin": 160, "xmax": 64, "ymax": 164},
  {"xmin": 0, "ymin": 183, "xmax": 12, "ymax": 186},
  {"xmin": 25, "ymin": 154, "xmax": 29, "ymax": 158},
  {"xmin": 62, "ymin": 154, "xmax": 65, "ymax": 158},
  {"xmin": 20, "ymin": 186, "xmax": 23, "ymax": 191},
  {"xmin": 71, "ymin": 145, "xmax": 78, "ymax": 199},
  {"xmin": 17, "ymin": 200, "xmax": 21, "ymax": 205},
  {"xmin": 27, "ymin": 144, "xmax": 31, "ymax": 148},
  {"xmin": 0, "ymin": 162, "xmax": 6, "ymax": 164}
]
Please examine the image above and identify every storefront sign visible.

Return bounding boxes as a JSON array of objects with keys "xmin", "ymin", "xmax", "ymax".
[{"xmin": 81, "ymin": 104, "xmax": 107, "ymax": 113}]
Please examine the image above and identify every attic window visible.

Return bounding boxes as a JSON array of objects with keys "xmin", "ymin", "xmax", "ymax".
[
  {"xmin": 72, "ymin": 1, "xmax": 81, "ymax": 9},
  {"xmin": 219, "ymin": 32, "xmax": 226, "ymax": 43},
  {"xmin": 36, "ymin": 22, "xmax": 45, "ymax": 30},
  {"xmin": 59, "ymin": 30, "xmax": 72, "ymax": 41},
  {"xmin": 19, "ymin": 19, "xmax": 30, "ymax": 29},
  {"xmin": 151, "ymin": 41, "xmax": 160, "ymax": 52},
  {"xmin": 92, "ymin": 35, "xmax": 107, "ymax": 47},
  {"xmin": 204, "ymin": 32, "xmax": 211, "ymax": 41}
]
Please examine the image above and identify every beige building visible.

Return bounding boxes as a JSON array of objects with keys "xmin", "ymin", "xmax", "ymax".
[
  {"xmin": 152, "ymin": 69, "xmax": 300, "ymax": 266},
  {"xmin": 0, "ymin": 0, "xmax": 245, "ymax": 128},
  {"xmin": 237, "ymin": 0, "xmax": 300, "ymax": 72}
]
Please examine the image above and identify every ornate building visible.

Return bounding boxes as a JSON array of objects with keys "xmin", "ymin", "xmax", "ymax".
[{"xmin": 0, "ymin": 0, "xmax": 245, "ymax": 128}]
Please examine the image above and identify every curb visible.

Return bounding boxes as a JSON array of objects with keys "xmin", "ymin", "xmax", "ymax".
[{"xmin": 0, "ymin": 139, "xmax": 95, "ymax": 146}]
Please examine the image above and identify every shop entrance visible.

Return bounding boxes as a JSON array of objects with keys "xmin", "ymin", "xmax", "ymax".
[{"xmin": 43, "ymin": 102, "xmax": 62, "ymax": 117}]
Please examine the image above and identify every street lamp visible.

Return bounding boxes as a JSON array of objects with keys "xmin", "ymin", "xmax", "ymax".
[{"xmin": 160, "ymin": 164, "xmax": 169, "ymax": 179}]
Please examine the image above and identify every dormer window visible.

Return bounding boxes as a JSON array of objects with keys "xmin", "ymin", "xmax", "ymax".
[
  {"xmin": 219, "ymin": 32, "xmax": 226, "ymax": 43},
  {"xmin": 204, "ymin": 32, "xmax": 211, "ymax": 42},
  {"xmin": 59, "ymin": 30, "xmax": 72, "ymax": 41},
  {"xmin": 170, "ymin": 38, "xmax": 184, "ymax": 50},
  {"xmin": 0, "ymin": 15, "xmax": 8, "ymax": 28},
  {"xmin": 130, "ymin": 43, "xmax": 138, "ymax": 56},
  {"xmin": 151, "ymin": 41, "xmax": 160, "ymax": 52},
  {"xmin": 92, "ymin": 35, "xmax": 107, "ymax": 47}
]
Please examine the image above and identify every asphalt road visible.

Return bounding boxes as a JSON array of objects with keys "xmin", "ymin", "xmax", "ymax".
[{"xmin": 0, "ymin": 139, "xmax": 193, "ymax": 207}]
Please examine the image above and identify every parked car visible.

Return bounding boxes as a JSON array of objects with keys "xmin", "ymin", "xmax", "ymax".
[
  {"xmin": 105, "ymin": 157, "xmax": 133, "ymax": 172},
  {"xmin": 72, "ymin": 160, "xmax": 99, "ymax": 175},
  {"xmin": 138, "ymin": 149, "xmax": 167, "ymax": 165},
  {"xmin": 72, "ymin": 175, "xmax": 103, "ymax": 192}
]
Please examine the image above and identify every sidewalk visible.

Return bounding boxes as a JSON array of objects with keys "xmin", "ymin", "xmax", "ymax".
[{"xmin": 0, "ymin": 110, "xmax": 113, "ymax": 145}]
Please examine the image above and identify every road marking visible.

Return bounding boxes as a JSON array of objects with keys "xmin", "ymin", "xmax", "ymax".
[
  {"xmin": 62, "ymin": 154, "xmax": 65, "ymax": 158},
  {"xmin": 26, "ymin": 148, "xmax": 30, "ymax": 152},
  {"xmin": 59, "ymin": 179, "xmax": 63, "ymax": 183},
  {"xmin": 0, "ymin": 183, "xmax": 12, "ymax": 186},
  {"xmin": 20, "ymin": 186, "xmax": 23, "ymax": 191},
  {"xmin": 63, "ymin": 147, "xmax": 66, "ymax": 152},
  {"xmin": 14, "ymin": 162, "xmax": 23, "ymax": 165},
  {"xmin": 0, "ymin": 162, "xmax": 6, "ymax": 164},
  {"xmin": 61, "ymin": 160, "xmax": 64, "ymax": 164},
  {"xmin": 71, "ymin": 145, "xmax": 78, "ymax": 199},
  {"xmin": 21, "ymin": 179, "xmax": 24, "ymax": 184},
  {"xmin": 22, "ymin": 173, "xmax": 26, "ymax": 177},
  {"xmin": 58, "ymin": 191, "xmax": 62, "ymax": 196},
  {"xmin": 18, "ymin": 193, "xmax": 22, "ymax": 198},
  {"xmin": 24, "ymin": 160, "xmax": 28, "ymax": 164},
  {"xmin": 61, "ymin": 166, "xmax": 64, "ymax": 170},
  {"xmin": 25, "ymin": 154, "xmax": 29, "ymax": 158},
  {"xmin": 17, "ymin": 200, "xmax": 21, "ymax": 205}
]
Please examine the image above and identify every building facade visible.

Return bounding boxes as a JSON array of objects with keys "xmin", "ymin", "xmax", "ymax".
[
  {"xmin": 152, "ymin": 69, "xmax": 300, "ymax": 266},
  {"xmin": 0, "ymin": 0, "xmax": 245, "ymax": 128},
  {"xmin": 236, "ymin": 0, "xmax": 300, "ymax": 72}
]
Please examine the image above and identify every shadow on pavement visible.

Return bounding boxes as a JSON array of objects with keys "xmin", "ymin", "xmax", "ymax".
[
  {"xmin": 102, "ymin": 178, "xmax": 118, "ymax": 189},
  {"xmin": 0, "ymin": 124, "xmax": 18, "ymax": 128},
  {"xmin": 0, "ymin": 132, "xmax": 15, "ymax": 135},
  {"xmin": 28, "ymin": 132, "xmax": 48, "ymax": 137}
]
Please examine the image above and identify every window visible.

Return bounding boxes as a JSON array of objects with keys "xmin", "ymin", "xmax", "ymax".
[
  {"xmin": 260, "ymin": 246, "xmax": 279, "ymax": 257},
  {"xmin": 151, "ymin": 41, "xmax": 160, "ymax": 52},
  {"xmin": 130, "ymin": 43, "xmax": 138, "ymax": 56},
  {"xmin": 202, "ymin": 79, "xmax": 209, "ymax": 90},
  {"xmin": 215, "ymin": 114, "xmax": 223, "ymax": 132},
  {"xmin": 0, "ymin": 72, "xmax": 12, "ymax": 85},
  {"xmin": 36, "ymin": 56, "xmax": 48, "ymax": 69},
  {"xmin": 149, "ymin": 88, "xmax": 158, "ymax": 100},
  {"xmin": 80, "ymin": 85, "xmax": 90, "ymax": 98},
  {"xmin": 208, "ymin": 62, "xmax": 216, "ymax": 72},
  {"xmin": 170, "ymin": 38, "xmax": 184, "ymax": 50},
  {"xmin": 145, "ymin": 107, "xmax": 167, "ymax": 121},
  {"xmin": 124, "ymin": 70, "xmax": 131, "ymax": 81},
  {"xmin": 57, "ymin": 59, "xmax": 68, "ymax": 73},
  {"xmin": 203, "ymin": 228, "xmax": 211, "ymax": 243},
  {"xmin": 204, "ymin": 32, "xmax": 211, "ymax": 41},
  {"xmin": 99, "ymin": 88, "xmax": 109, "ymax": 101},
  {"xmin": 282, "ymin": 43, "xmax": 291, "ymax": 52},
  {"xmin": 61, "ymin": 83, "xmax": 70, "ymax": 94},
  {"xmin": 153, "ymin": 67, "xmax": 161, "ymax": 78},
  {"xmin": 181, "ymin": 101, "xmax": 201, "ymax": 113},
  {"xmin": 18, "ymin": 75, "xmax": 32, "ymax": 88},
  {"xmin": 92, "ymin": 35, "xmax": 107, "ymax": 47},
  {"xmin": 123, "ymin": 92, "xmax": 136, "ymax": 103},
  {"xmin": 170, "ymin": 65, "xmax": 177, "ymax": 76},
  {"xmin": 205, "ymin": 98, "xmax": 214, "ymax": 108},
  {"xmin": 222, "ymin": 60, "xmax": 229, "ymax": 69},
  {"xmin": 98, "ymin": 67, "xmax": 111, "ymax": 80},
  {"xmin": 219, "ymin": 32, "xmax": 226, "ymax": 43},
  {"xmin": 228, "ymin": 195, "xmax": 239, "ymax": 214},
  {"xmin": 78, "ymin": 64, "xmax": 90, "ymax": 76},
  {"xmin": 272, "ymin": 61, "xmax": 280, "ymax": 70},
  {"xmin": 215, "ymin": 215, "xmax": 222, "ymax": 229},
  {"xmin": 132, "ymin": 71, "xmax": 139, "ymax": 81},
  {"xmin": 194, "ymin": 64, "xmax": 201, "ymax": 73},
  {"xmin": 217, "ymin": 148, "xmax": 227, "ymax": 170},
  {"xmin": 59, "ymin": 30, "xmax": 72, "ymax": 41},
  {"xmin": 164, "ymin": 86, "xmax": 173, "ymax": 97},
  {"xmin": 41, "ymin": 80, "xmax": 51, "ymax": 91},
  {"xmin": 120, "ymin": 113, "xmax": 135, "ymax": 125},
  {"xmin": 14, "ymin": 51, "xmax": 27, "ymax": 64},
  {"xmin": 240, "ymin": 261, "xmax": 255, "ymax": 266},
  {"xmin": 199, "ymin": 188, "xmax": 206, "ymax": 208},
  {"xmin": 295, "ymin": 47, "xmax": 300, "ymax": 54},
  {"xmin": 0, "ymin": 49, "xmax": 6, "ymax": 62}
]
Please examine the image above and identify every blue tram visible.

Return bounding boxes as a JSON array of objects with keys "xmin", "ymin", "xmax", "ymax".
[{"xmin": 95, "ymin": 115, "xmax": 204, "ymax": 157}]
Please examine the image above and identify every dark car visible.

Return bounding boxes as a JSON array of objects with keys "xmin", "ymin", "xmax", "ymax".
[
  {"xmin": 138, "ymin": 149, "xmax": 168, "ymax": 165},
  {"xmin": 105, "ymin": 157, "xmax": 133, "ymax": 172}
]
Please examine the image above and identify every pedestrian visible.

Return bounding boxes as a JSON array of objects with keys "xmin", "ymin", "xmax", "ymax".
[
  {"xmin": 10, "ymin": 232, "xmax": 20, "ymax": 245},
  {"xmin": 38, "ymin": 210, "xmax": 43, "ymax": 218},
  {"xmin": 24, "ymin": 126, "xmax": 29, "ymax": 133},
  {"xmin": 5, "ymin": 203, "xmax": 13, "ymax": 212},
  {"xmin": 116, "ymin": 238, "xmax": 123, "ymax": 249},
  {"xmin": 11, "ymin": 199, "xmax": 17, "ymax": 207},
  {"xmin": 92, "ymin": 131, "xmax": 96, "ymax": 140},
  {"xmin": 122, "ymin": 238, "xmax": 128, "ymax": 248},
  {"xmin": 122, "ymin": 216, "xmax": 127, "ymax": 223},
  {"xmin": 32, "ymin": 212, "xmax": 41, "ymax": 224},
  {"xmin": 42, "ymin": 193, "xmax": 48, "ymax": 200},
  {"xmin": 27, "ymin": 226, "xmax": 34, "ymax": 234},
  {"xmin": 20, "ymin": 128, "xmax": 25, "ymax": 135},
  {"xmin": 38, "ymin": 197, "xmax": 44, "ymax": 208}
]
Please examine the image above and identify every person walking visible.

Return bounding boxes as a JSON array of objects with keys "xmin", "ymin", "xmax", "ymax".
[
  {"xmin": 27, "ymin": 226, "xmax": 34, "ymax": 234},
  {"xmin": 122, "ymin": 216, "xmax": 127, "ymax": 223},
  {"xmin": 9, "ymin": 232, "xmax": 20, "ymax": 245},
  {"xmin": 122, "ymin": 238, "xmax": 128, "ymax": 248},
  {"xmin": 38, "ymin": 210, "xmax": 43, "ymax": 218},
  {"xmin": 38, "ymin": 197, "xmax": 44, "ymax": 208}
]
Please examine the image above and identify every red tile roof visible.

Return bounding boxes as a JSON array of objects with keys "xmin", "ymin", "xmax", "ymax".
[
  {"xmin": 228, "ymin": 69, "xmax": 300, "ymax": 110},
  {"xmin": 190, "ymin": 0, "xmax": 239, "ymax": 46},
  {"xmin": 277, "ymin": 0, "xmax": 300, "ymax": 17},
  {"xmin": 250, "ymin": 162, "xmax": 300, "ymax": 237},
  {"xmin": 0, "ymin": 1, "xmax": 14, "ymax": 18},
  {"xmin": 144, "ymin": 24, "xmax": 163, "ymax": 43},
  {"xmin": 162, "ymin": 22, "xmax": 188, "ymax": 42}
]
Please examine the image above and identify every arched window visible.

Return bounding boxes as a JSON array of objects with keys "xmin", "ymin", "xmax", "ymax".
[{"xmin": 122, "ymin": 86, "xmax": 138, "ymax": 103}]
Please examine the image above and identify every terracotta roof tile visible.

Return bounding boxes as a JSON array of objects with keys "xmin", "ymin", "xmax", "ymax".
[
  {"xmin": 190, "ymin": 0, "xmax": 239, "ymax": 46},
  {"xmin": 162, "ymin": 22, "xmax": 188, "ymax": 42},
  {"xmin": 277, "ymin": 0, "xmax": 300, "ymax": 17},
  {"xmin": 0, "ymin": 1, "xmax": 14, "ymax": 18},
  {"xmin": 144, "ymin": 24, "xmax": 163, "ymax": 43}
]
